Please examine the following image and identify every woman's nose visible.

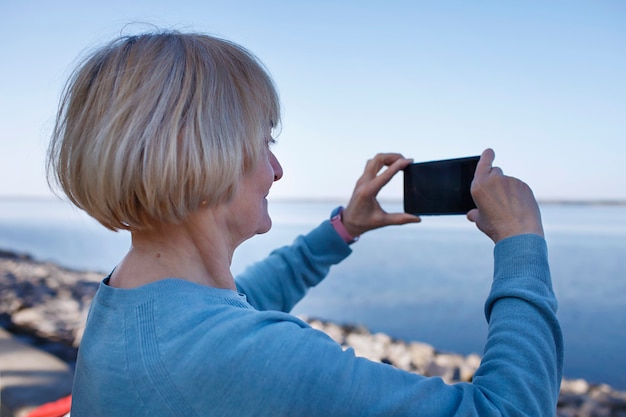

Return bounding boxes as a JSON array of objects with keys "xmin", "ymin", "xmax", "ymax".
[{"xmin": 270, "ymin": 151, "xmax": 283, "ymax": 181}]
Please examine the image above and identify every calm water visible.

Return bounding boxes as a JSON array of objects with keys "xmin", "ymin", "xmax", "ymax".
[{"xmin": 1, "ymin": 198, "xmax": 625, "ymax": 389}]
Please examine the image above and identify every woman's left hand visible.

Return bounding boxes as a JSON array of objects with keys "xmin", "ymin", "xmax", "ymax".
[{"xmin": 341, "ymin": 153, "xmax": 421, "ymax": 238}]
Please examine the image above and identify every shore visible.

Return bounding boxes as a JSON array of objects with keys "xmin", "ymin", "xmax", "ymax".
[{"xmin": 1, "ymin": 249, "xmax": 625, "ymax": 417}]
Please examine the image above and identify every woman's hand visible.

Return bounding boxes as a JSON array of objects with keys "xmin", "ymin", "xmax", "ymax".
[
  {"xmin": 342, "ymin": 153, "xmax": 421, "ymax": 237},
  {"xmin": 467, "ymin": 148, "xmax": 544, "ymax": 244}
]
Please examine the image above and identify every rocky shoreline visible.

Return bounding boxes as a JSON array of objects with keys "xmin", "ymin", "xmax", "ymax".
[{"xmin": 1, "ymin": 249, "xmax": 625, "ymax": 417}]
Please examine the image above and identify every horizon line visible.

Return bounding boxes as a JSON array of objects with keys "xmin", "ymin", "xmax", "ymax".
[{"xmin": 1, "ymin": 195, "xmax": 625, "ymax": 207}]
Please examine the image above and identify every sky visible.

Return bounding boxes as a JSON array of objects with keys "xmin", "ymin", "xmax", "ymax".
[{"xmin": 1, "ymin": 0, "xmax": 625, "ymax": 202}]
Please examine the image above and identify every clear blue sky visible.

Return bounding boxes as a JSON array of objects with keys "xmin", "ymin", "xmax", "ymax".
[{"xmin": 1, "ymin": 1, "xmax": 624, "ymax": 201}]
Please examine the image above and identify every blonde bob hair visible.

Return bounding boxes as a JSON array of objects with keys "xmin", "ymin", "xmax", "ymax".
[{"xmin": 47, "ymin": 30, "xmax": 280, "ymax": 231}]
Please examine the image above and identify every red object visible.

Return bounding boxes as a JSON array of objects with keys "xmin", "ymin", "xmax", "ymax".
[{"xmin": 25, "ymin": 394, "xmax": 72, "ymax": 417}]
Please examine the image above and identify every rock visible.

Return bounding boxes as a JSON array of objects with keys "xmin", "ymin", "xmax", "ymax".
[
  {"xmin": 431, "ymin": 353, "xmax": 465, "ymax": 382},
  {"xmin": 407, "ymin": 341, "xmax": 435, "ymax": 373},
  {"xmin": 0, "ymin": 251, "xmax": 101, "ymax": 352},
  {"xmin": 384, "ymin": 340, "xmax": 412, "ymax": 371},
  {"xmin": 460, "ymin": 353, "xmax": 481, "ymax": 382},
  {"xmin": 562, "ymin": 378, "xmax": 590, "ymax": 395},
  {"xmin": 345, "ymin": 331, "xmax": 386, "ymax": 362}
]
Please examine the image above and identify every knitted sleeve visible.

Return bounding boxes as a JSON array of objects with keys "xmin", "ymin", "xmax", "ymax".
[
  {"xmin": 223, "ymin": 234, "xmax": 563, "ymax": 416},
  {"xmin": 235, "ymin": 220, "xmax": 352, "ymax": 312}
]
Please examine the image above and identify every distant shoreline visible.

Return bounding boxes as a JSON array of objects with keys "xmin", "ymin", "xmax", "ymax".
[
  {"xmin": 537, "ymin": 199, "xmax": 626, "ymax": 207},
  {"xmin": 2, "ymin": 195, "xmax": 626, "ymax": 207}
]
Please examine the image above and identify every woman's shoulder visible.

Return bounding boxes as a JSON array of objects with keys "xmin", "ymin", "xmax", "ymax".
[
  {"xmin": 93, "ymin": 277, "xmax": 249, "ymax": 307},
  {"xmin": 92, "ymin": 278, "xmax": 312, "ymax": 337}
]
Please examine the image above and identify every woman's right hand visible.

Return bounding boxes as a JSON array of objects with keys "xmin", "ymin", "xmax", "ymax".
[
  {"xmin": 341, "ymin": 153, "xmax": 421, "ymax": 238},
  {"xmin": 467, "ymin": 148, "xmax": 544, "ymax": 244}
]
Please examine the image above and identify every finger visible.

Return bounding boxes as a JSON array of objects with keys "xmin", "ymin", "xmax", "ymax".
[
  {"xmin": 375, "ymin": 152, "xmax": 408, "ymax": 167},
  {"xmin": 475, "ymin": 148, "xmax": 495, "ymax": 177},
  {"xmin": 466, "ymin": 208, "xmax": 479, "ymax": 223},
  {"xmin": 363, "ymin": 153, "xmax": 407, "ymax": 179},
  {"xmin": 489, "ymin": 166, "xmax": 503, "ymax": 176},
  {"xmin": 369, "ymin": 157, "xmax": 412, "ymax": 191}
]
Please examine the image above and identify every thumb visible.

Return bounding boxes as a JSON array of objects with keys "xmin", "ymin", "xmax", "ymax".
[
  {"xmin": 475, "ymin": 148, "xmax": 495, "ymax": 178},
  {"xmin": 386, "ymin": 213, "xmax": 422, "ymax": 226},
  {"xmin": 466, "ymin": 208, "xmax": 479, "ymax": 224}
]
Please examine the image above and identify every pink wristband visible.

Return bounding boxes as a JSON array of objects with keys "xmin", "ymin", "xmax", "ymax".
[{"xmin": 330, "ymin": 206, "xmax": 359, "ymax": 244}]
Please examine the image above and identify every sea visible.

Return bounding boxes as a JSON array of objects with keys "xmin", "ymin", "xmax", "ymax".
[{"xmin": 0, "ymin": 198, "xmax": 624, "ymax": 389}]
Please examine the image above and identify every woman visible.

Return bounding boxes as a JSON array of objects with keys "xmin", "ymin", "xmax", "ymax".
[{"xmin": 47, "ymin": 30, "xmax": 562, "ymax": 416}]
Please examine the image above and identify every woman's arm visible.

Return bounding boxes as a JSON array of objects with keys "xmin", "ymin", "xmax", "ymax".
[
  {"xmin": 199, "ymin": 234, "xmax": 562, "ymax": 416},
  {"xmin": 235, "ymin": 220, "xmax": 351, "ymax": 311}
]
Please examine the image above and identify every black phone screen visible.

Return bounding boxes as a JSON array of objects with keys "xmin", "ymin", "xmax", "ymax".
[{"xmin": 403, "ymin": 156, "xmax": 480, "ymax": 215}]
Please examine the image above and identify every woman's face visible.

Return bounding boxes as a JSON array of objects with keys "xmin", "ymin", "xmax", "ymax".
[{"xmin": 224, "ymin": 139, "xmax": 283, "ymax": 240}]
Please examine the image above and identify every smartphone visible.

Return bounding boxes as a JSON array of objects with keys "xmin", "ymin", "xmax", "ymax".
[{"xmin": 403, "ymin": 155, "xmax": 480, "ymax": 215}]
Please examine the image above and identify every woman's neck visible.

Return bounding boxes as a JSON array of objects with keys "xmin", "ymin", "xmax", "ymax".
[{"xmin": 108, "ymin": 212, "xmax": 238, "ymax": 291}]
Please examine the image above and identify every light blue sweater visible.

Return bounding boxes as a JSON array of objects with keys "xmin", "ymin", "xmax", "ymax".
[{"xmin": 71, "ymin": 220, "xmax": 563, "ymax": 416}]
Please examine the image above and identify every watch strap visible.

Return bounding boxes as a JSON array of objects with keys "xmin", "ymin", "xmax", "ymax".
[{"xmin": 330, "ymin": 206, "xmax": 359, "ymax": 244}]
